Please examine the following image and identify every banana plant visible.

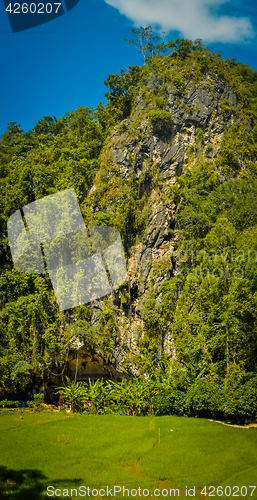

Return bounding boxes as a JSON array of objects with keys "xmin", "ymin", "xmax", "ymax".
[
  {"xmin": 107, "ymin": 378, "xmax": 150, "ymax": 415},
  {"xmin": 56, "ymin": 376, "xmax": 85, "ymax": 412},
  {"xmin": 84, "ymin": 378, "xmax": 109, "ymax": 413}
]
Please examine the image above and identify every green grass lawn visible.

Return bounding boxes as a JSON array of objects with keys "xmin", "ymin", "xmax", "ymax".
[{"xmin": 0, "ymin": 410, "xmax": 256, "ymax": 499}]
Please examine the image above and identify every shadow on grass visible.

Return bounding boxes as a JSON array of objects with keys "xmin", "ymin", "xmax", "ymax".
[{"xmin": 0, "ymin": 466, "xmax": 82, "ymax": 499}]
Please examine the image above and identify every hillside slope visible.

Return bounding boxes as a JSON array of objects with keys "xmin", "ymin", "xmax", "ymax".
[{"xmin": 1, "ymin": 40, "xmax": 257, "ymax": 397}]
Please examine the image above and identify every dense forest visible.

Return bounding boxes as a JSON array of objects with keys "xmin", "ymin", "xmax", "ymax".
[{"xmin": 1, "ymin": 36, "xmax": 257, "ymax": 422}]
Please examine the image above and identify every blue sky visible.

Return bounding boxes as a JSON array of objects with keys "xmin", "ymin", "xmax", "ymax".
[{"xmin": 0, "ymin": 0, "xmax": 257, "ymax": 136}]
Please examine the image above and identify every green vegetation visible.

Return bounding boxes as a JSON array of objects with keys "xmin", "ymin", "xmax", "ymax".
[
  {"xmin": 160, "ymin": 167, "xmax": 257, "ymax": 389},
  {"xmin": 148, "ymin": 109, "xmax": 173, "ymax": 124},
  {"xmin": 0, "ymin": 411, "xmax": 256, "ymax": 499},
  {"xmin": 56, "ymin": 377, "xmax": 85, "ymax": 412},
  {"xmin": 27, "ymin": 393, "xmax": 44, "ymax": 409},
  {"xmin": 1, "ymin": 29, "xmax": 257, "ymax": 423},
  {"xmin": 54, "ymin": 374, "xmax": 257, "ymax": 424},
  {"xmin": 196, "ymin": 127, "xmax": 204, "ymax": 137}
]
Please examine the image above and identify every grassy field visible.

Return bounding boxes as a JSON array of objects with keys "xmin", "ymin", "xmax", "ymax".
[{"xmin": 0, "ymin": 410, "xmax": 256, "ymax": 499}]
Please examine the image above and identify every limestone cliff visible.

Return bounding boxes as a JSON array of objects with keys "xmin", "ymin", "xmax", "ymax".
[{"xmin": 82, "ymin": 63, "xmax": 241, "ymax": 379}]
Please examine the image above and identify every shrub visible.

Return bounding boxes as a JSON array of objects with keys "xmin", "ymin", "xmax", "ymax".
[
  {"xmin": 150, "ymin": 388, "xmax": 187, "ymax": 416},
  {"xmin": 27, "ymin": 393, "xmax": 44, "ymax": 410},
  {"xmin": 187, "ymin": 376, "xmax": 257, "ymax": 424},
  {"xmin": 187, "ymin": 379, "xmax": 224, "ymax": 418},
  {"xmin": 196, "ymin": 127, "xmax": 204, "ymax": 137},
  {"xmin": 222, "ymin": 377, "xmax": 257, "ymax": 423},
  {"xmin": 33, "ymin": 393, "xmax": 44, "ymax": 406},
  {"xmin": 148, "ymin": 110, "xmax": 173, "ymax": 124},
  {"xmin": 185, "ymin": 105, "xmax": 200, "ymax": 114},
  {"xmin": 155, "ymin": 96, "xmax": 168, "ymax": 109},
  {"xmin": 0, "ymin": 400, "xmax": 19, "ymax": 408},
  {"xmin": 170, "ymin": 72, "xmax": 186, "ymax": 92}
]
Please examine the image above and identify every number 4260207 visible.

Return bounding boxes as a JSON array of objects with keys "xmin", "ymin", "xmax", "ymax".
[
  {"xmin": 5, "ymin": 3, "xmax": 62, "ymax": 14},
  {"xmin": 201, "ymin": 486, "xmax": 256, "ymax": 497}
]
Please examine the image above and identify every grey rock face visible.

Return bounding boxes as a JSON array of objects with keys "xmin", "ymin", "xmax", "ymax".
[
  {"xmin": 168, "ymin": 76, "xmax": 237, "ymax": 133},
  {"xmin": 109, "ymin": 73, "xmax": 237, "ymax": 187},
  {"xmin": 143, "ymin": 205, "xmax": 170, "ymax": 249},
  {"xmin": 90, "ymin": 72, "xmax": 238, "ymax": 377}
]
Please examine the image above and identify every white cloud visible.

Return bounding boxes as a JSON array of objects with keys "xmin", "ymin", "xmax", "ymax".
[{"xmin": 104, "ymin": 0, "xmax": 254, "ymax": 43}]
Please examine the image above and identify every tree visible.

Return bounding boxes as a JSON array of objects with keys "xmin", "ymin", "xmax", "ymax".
[
  {"xmin": 103, "ymin": 65, "xmax": 143, "ymax": 120},
  {"xmin": 10, "ymin": 361, "xmax": 32, "ymax": 390},
  {"xmin": 125, "ymin": 26, "xmax": 166, "ymax": 66}
]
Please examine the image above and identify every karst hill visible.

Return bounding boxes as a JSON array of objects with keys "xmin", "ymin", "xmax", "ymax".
[{"xmin": 1, "ymin": 39, "xmax": 257, "ymax": 414}]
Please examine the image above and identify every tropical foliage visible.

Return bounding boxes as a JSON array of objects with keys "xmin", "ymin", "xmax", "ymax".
[
  {"xmin": 55, "ymin": 374, "xmax": 257, "ymax": 424},
  {"xmin": 1, "ymin": 30, "xmax": 257, "ymax": 423}
]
